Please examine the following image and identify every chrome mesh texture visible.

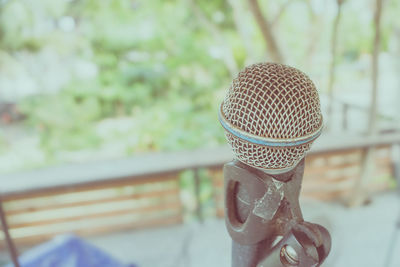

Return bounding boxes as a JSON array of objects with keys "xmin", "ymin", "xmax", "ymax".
[
  {"xmin": 225, "ymin": 132, "xmax": 312, "ymax": 170},
  {"xmin": 221, "ymin": 63, "xmax": 322, "ymax": 170}
]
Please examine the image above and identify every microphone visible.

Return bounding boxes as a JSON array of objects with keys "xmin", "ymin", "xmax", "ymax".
[
  {"xmin": 219, "ymin": 63, "xmax": 331, "ymax": 267},
  {"xmin": 219, "ymin": 62, "xmax": 323, "ymax": 173}
]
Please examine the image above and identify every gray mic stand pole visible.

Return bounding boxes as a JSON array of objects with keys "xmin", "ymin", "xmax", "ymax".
[{"xmin": 224, "ymin": 159, "xmax": 331, "ymax": 267}]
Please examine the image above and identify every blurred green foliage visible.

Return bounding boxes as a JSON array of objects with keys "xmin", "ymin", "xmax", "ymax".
[
  {"xmin": 1, "ymin": 0, "xmax": 230, "ymax": 163},
  {"xmin": 0, "ymin": 0, "xmax": 399, "ymax": 172}
]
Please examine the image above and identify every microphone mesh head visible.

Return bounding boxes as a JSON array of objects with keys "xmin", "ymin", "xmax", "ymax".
[{"xmin": 220, "ymin": 63, "xmax": 323, "ymax": 171}]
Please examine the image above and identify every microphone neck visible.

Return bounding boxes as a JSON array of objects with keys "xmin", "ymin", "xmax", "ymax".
[{"xmin": 234, "ymin": 158, "xmax": 305, "ymax": 183}]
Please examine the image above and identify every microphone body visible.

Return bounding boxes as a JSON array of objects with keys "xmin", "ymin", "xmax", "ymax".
[{"xmin": 219, "ymin": 63, "xmax": 331, "ymax": 267}]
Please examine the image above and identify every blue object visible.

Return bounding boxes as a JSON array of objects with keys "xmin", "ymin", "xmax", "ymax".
[
  {"xmin": 4, "ymin": 234, "xmax": 136, "ymax": 267},
  {"xmin": 218, "ymin": 105, "xmax": 323, "ymax": 147}
]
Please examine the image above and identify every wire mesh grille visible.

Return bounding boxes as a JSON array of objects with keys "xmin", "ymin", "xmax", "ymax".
[
  {"xmin": 221, "ymin": 63, "xmax": 322, "ymax": 170},
  {"xmin": 222, "ymin": 63, "xmax": 322, "ymax": 139},
  {"xmin": 225, "ymin": 133, "xmax": 311, "ymax": 169}
]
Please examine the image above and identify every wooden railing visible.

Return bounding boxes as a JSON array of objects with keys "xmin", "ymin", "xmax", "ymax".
[
  {"xmin": 210, "ymin": 133, "xmax": 400, "ymax": 217},
  {"xmin": 1, "ymin": 133, "xmax": 400, "ymax": 254}
]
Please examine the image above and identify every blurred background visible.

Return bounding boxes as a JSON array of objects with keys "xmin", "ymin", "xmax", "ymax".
[{"xmin": 1, "ymin": 0, "xmax": 400, "ymax": 266}]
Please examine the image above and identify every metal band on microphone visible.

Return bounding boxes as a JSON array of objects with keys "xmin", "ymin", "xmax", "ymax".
[{"xmin": 218, "ymin": 104, "xmax": 323, "ymax": 147}]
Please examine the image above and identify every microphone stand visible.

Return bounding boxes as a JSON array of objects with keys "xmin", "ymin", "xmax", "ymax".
[{"xmin": 224, "ymin": 159, "xmax": 331, "ymax": 267}]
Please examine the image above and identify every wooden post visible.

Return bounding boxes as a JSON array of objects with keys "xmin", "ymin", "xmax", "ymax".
[
  {"xmin": 0, "ymin": 198, "xmax": 20, "ymax": 267},
  {"xmin": 348, "ymin": 0, "xmax": 383, "ymax": 206},
  {"xmin": 327, "ymin": 0, "xmax": 344, "ymax": 131},
  {"xmin": 193, "ymin": 168, "xmax": 203, "ymax": 222},
  {"xmin": 342, "ymin": 102, "xmax": 349, "ymax": 131},
  {"xmin": 248, "ymin": 0, "xmax": 284, "ymax": 63}
]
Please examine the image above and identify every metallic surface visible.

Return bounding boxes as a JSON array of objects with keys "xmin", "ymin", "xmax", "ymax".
[
  {"xmin": 219, "ymin": 63, "xmax": 323, "ymax": 171},
  {"xmin": 218, "ymin": 105, "xmax": 323, "ymax": 147},
  {"xmin": 220, "ymin": 63, "xmax": 330, "ymax": 266},
  {"xmin": 224, "ymin": 160, "xmax": 331, "ymax": 267}
]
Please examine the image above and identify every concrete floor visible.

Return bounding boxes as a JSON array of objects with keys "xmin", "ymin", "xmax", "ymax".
[{"xmin": 2, "ymin": 192, "xmax": 400, "ymax": 267}]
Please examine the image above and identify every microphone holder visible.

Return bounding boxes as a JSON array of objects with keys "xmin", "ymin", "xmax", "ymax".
[{"xmin": 224, "ymin": 159, "xmax": 331, "ymax": 267}]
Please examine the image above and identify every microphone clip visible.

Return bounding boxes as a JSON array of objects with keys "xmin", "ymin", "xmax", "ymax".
[{"xmin": 224, "ymin": 160, "xmax": 331, "ymax": 267}]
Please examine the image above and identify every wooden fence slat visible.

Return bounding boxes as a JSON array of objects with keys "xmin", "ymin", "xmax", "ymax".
[
  {"xmin": 7, "ymin": 208, "xmax": 182, "ymax": 239},
  {"xmin": 7, "ymin": 194, "xmax": 180, "ymax": 224},
  {"xmin": 1, "ymin": 175, "xmax": 179, "ymax": 202},
  {"xmin": 5, "ymin": 188, "xmax": 180, "ymax": 216},
  {"xmin": 8, "ymin": 200, "xmax": 181, "ymax": 229}
]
